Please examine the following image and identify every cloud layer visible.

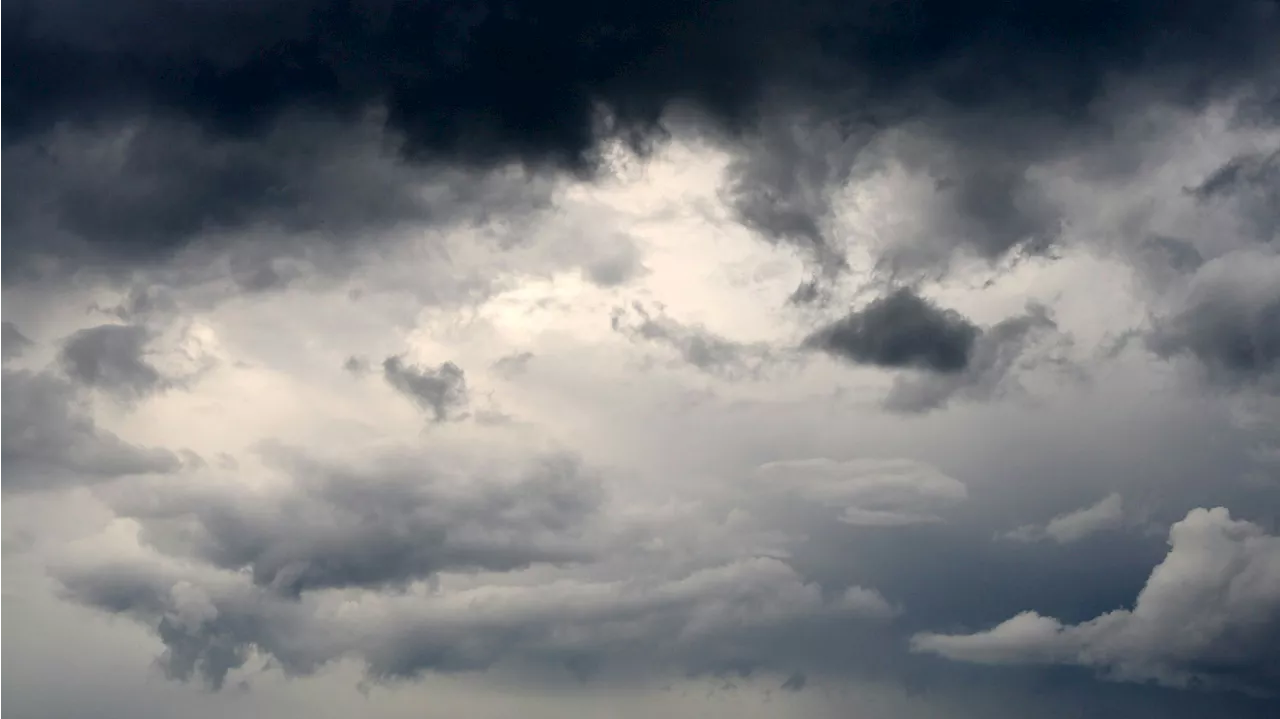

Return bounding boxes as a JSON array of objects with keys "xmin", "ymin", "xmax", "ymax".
[{"xmin": 4, "ymin": 2, "xmax": 1280, "ymax": 718}]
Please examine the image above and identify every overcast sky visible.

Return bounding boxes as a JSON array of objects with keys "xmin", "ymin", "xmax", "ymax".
[{"xmin": 3, "ymin": 2, "xmax": 1280, "ymax": 717}]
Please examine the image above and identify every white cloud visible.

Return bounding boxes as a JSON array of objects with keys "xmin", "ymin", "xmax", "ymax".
[
  {"xmin": 914, "ymin": 507, "xmax": 1280, "ymax": 693},
  {"xmin": 1001, "ymin": 493, "xmax": 1125, "ymax": 544}
]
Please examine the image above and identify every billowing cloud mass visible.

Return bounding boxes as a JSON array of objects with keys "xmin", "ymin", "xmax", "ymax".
[
  {"xmin": 107, "ymin": 449, "xmax": 602, "ymax": 597},
  {"xmin": 913, "ymin": 508, "xmax": 1280, "ymax": 694},
  {"xmin": 3, "ymin": 2, "xmax": 1280, "ymax": 718}
]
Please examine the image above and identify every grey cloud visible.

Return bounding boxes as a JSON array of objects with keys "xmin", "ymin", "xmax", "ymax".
[
  {"xmin": 8, "ymin": 0, "xmax": 1275, "ymax": 285},
  {"xmin": 110, "ymin": 450, "xmax": 602, "ymax": 598},
  {"xmin": 912, "ymin": 507, "xmax": 1280, "ymax": 695},
  {"xmin": 1, "ymin": 115, "xmax": 555, "ymax": 283},
  {"xmin": 582, "ymin": 235, "xmax": 648, "ymax": 287},
  {"xmin": 1002, "ymin": 494, "xmax": 1126, "ymax": 545},
  {"xmin": 1139, "ymin": 235, "xmax": 1206, "ymax": 276},
  {"xmin": 779, "ymin": 672, "xmax": 807, "ymax": 691},
  {"xmin": 1191, "ymin": 148, "xmax": 1279, "ymax": 243},
  {"xmin": 1, "ymin": 368, "xmax": 181, "ymax": 491},
  {"xmin": 54, "ymin": 562, "xmax": 329, "ymax": 690},
  {"xmin": 752, "ymin": 458, "xmax": 968, "ymax": 527},
  {"xmin": 1148, "ymin": 250, "xmax": 1280, "ymax": 387},
  {"xmin": 3, "ymin": 321, "xmax": 33, "ymax": 361},
  {"xmin": 343, "ymin": 355, "xmax": 371, "ymax": 375},
  {"xmin": 805, "ymin": 288, "xmax": 979, "ymax": 374},
  {"xmin": 805, "ymin": 288, "xmax": 1070, "ymax": 411},
  {"xmin": 883, "ymin": 303, "xmax": 1067, "ymax": 412},
  {"xmin": 612, "ymin": 303, "xmax": 777, "ymax": 380},
  {"xmin": 59, "ymin": 323, "xmax": 167, "ymax": 401},
  {"xmin": 382, "ymin": 356, "xmax": 470, "ymax": 422},
  {"xmin": 868, "ymin": 126, "xmax": 1068, "ymax": 278},
  {"xmin": 491, "ymin": 351, "xmax": 535, "ymax": 378},
  {"xmin": 721, "ymin": 112, "xmax": 870, "ymax": 273},
  {"xmin": 56, "ymin": 551, "xmax": 896, "ymax": 692}
]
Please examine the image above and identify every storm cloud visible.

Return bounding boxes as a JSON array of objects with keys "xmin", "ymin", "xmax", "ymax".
[
  {"xmin": 805, "ymin": 288, "xmax": 980, "ymax": 373},
  {"xmin": 5, "ymin": 0, "xmax": 1279, "ymax": 274},
  {"xmin": 4, "ymin": 2, "xmax": 1280, "ymax": 718}
]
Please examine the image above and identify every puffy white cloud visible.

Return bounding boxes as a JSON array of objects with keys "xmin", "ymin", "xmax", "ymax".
[{"xmin": 913, "ymin": 507, "xmax": 1280, "ymax": 693}]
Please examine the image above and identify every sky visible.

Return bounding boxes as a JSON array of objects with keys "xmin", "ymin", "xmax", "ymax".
[{"xmin": 3, "ymin": 1, "xmax": 1280, "ymax": 717}]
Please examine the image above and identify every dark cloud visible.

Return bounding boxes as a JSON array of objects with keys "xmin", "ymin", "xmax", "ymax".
[
  {"xmin": 381, "ymin": 356, "xmax": 470, "ymax": 422},
  {"xmin": 111, "ymin": 450, "xmax": 602, "ymax": 598},
  {"xmin": 2, "ymin": 321, "xmax": 33, "ymax": 362},
  {"xmin": 1, "ymin": 368, "xmax": 182, "ymax": 491},
  {"xmin": 721, "ymin": 112, "xmax": 871, "ymax": 272},
  {"xmin": 1189, "ymin": 148, "xmax": 1280, "ymax": 245},
  {"xmin": 898, "ymin": 142, "xmax": 1062, "ymax": 271},
  {"xmin": 883, "ymin": 303, "xmax": 1068, "ymax": 412},
  {"xmin": 1140, "ymin": 235, "xmax": 1206, "ymax": 276},
  {"xmin": 780, "ymin": 672, "xmax": 807, "ymax": 691},
  {"xmin": 9, "ymin": 1, "xmax": 1275, "ymax": 157},
  {"xmin": 804, "ymin": 290, "xmax": 1069, "ymax": 411},
  {"xmin": 1, "ymin": 115, "xmax": 554, "ymax": 281},
  {"xmin": 805, "ymin": 288, "xmax": 979, "ymax": 373},
  {"xmin": 59, "ymin": 324, "xmax": 168, "ymax": 401},
  {"xmin": 4, "ymin": 0, "xmax": 1277, "ymax": 273},
  {"xmin": 1148, "ymin": 251, "xmax": 1280, "ymax": 387}
]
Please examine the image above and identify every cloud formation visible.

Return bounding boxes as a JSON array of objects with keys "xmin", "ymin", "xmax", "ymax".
[
  {"xmin": 913, "ymin": 507, "xmax": 1280, "ymax": 694},
  {"xmin": 612, "ymin": 303, "xmax": 778, "ymax": 380},
  {"xmin": 381, "ymin": 356, "xmax": 471, "ymax": 422},
  {"xmin": 107, "ymin": 449, "xmax": 602, "ymax": 597},
  {"xmin": 1002, "ymin": 494, "xmax": 1126, "ymax": 544},
  {"xmin": 59, "ymin": 324, "xmax": 169, "ymax": 401},
  {"xmin": 3, "ymin": 320, "xmax": 33, "ymax": 361},
  {"xmin": 753, "ymin": 458, "xmax": 967, "ymax": 526},
  {"xmin": 1, "ymin": 369, "xmax": 182, "ymax": 492},
  {"xmin": 4, "ymin": 3, "xmax": 1280, "ymax": 716},
  {"xmin": 805, "ymin": 288, "xmax": 979, "ymax": 374},
  {"xmin": 5, "ymin": 0, "xmax": 1278, "ymax": 276},
  {"xmin": 806, "ymin": 290, "xmax": 1068, "ymax": 411}
]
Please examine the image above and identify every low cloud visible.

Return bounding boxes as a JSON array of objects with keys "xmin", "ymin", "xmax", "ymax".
[
  {"xmin": 1148, "ymin": 249, "xmax": 1280, "ymax": 388},
  {"xmin": 2, "ymin": 368, "xmax": 182, "ymax": 492},
  {"xmin": 1001, "ymin": 494, "xmax": 1126, "ymax": 544},
  {"xmin": 806, "ymin": 290, "xmax": 1069, "ymax": 412},
  {"xmin": 752, "ymin": 458, "xmax": 967, "ymax": 527},
  {"xmin": 105, "ymin": 449, "xmax": 603, "ymax": 598},
  {"xmin": 58, "ymin": 323, "xmax": 170, "ymax": 402},
  {"xmin": 913, "ymin": 507, "xmax": 1280, "ymax": 694}
]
